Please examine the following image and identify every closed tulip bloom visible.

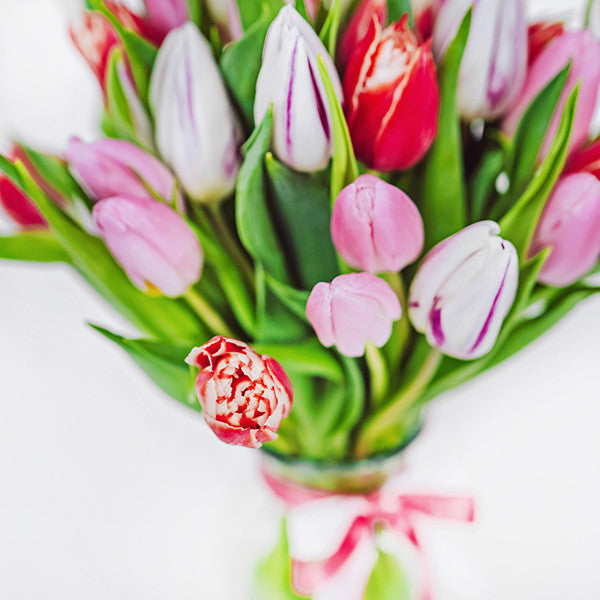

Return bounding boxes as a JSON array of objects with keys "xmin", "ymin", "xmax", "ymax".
[
  {"xmin": 432, "ymin": 0, "xmax": 527, "ymax": 121},
  {"xmin": 503, "ymin": 30, "xmax": 600, "ymax": 158},
  {"xmin": 105, "ymin": 0, "xmax": 189, "ymax": 46},
  {"xmin": 409, "ymin": 221, "xmax": 518, "ymax": 360},
  {"xmin": 64, "ymin": 137, "xmax": 181, "ymax": 206},
  {"xmin": 150, "ymin": 23, "xmax": 240, "ymax": 203},
  {"xmin": 93, "ymin": 196, "xmax": 202, "ymax": 297},
  {"xmin": 254, "ymin": 5, "xmax": 343, "ymax": 172},
  {"xmin": 527, "ymin": 21, "xmax": 564, "ymax": 66},
  {"xmin": 530, "ymin": 173, "xmax": 600, "ymax": 286},
  {"xmin": 331, "ymin": 174, "xmax": 424, "ymax": 273},
  {"xmin": 344, "ymin": 16, "xmax": 439, "ymax": 171},
  {"xmin": 186, "ymin": 337, "xmax": 293, "ymax": 449},
  {"xmin": 306, "ymin": 273, "xmax": 402, "ymax": 357},
  {"xmin": 0, "ymin": 171, "xmax": 45, "ymax": 228}
]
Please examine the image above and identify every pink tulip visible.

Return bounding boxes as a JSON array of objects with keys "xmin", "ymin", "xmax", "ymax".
[
  {"xmin": 503, "ymin": 30, "xmax": 600, "ymax": 158},
  {"xmin": 306, "ymin": 273, "xmax": 402, "ymax": 357},
  {"xmin": 409, "ymin": 221, "xmax": 518, "ymax": 360},
  {"xmin": 530, "ymin": 173, "xmax": 600, "ymax": 286},
  {"xmin": 105, "ymin": 0, "xmax": 189, "ymax": 46},
  {"xmin": 331, "ymin": 174, "xmax": 424, "ymax": 273},
  {"xmin": 93, "ymin": 196, "xmax": 202, "ymax": 297},
  {"xmin": 64, "ymin": 137, "xmax": 181, "ymax": 206},
  {"xmin": 185, "ymin": 336, "xmax": 293, "ymax": 449}
]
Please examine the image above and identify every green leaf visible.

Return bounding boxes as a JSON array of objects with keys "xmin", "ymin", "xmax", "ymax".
[
  {"xmin": 420, "ymin": 9, "xmax": 470, "ymax": 249},
  {"xmin": 505, "ymin": 64, "xmax": 570, "ymax": 201},
  {"xmin": 236, "ymin": 108, "xmax": 291, "ymax": 282},
  {"xmin": 6, "ymin": 161, "xmax": 206, "ymax": 343},
  {"xmin": 469, "ymin": 148, "xmax": 504, "ymax": 221},
  {"xmin": 253, "ymin": 520, "xmax": 304, "ymax": 600},
  {"xmin": 319, "ymin": 0, "xmax": 342, "ymax": 57},
  {"xmin": 387, "ymin": 0, "xmax": 413, "ymax": 25},
  {"xmin": 253, "ymin": 338, "xmax": 344, "ymax": 381},
  {"xmin": 0, "ymin": 231, "xmax": 71, "ymax": 263},
  {"xmin": 236, "ymin": 0, "xmax": 283, "ymax": 31},
  {"xmin": 90, "ymin": 325, "xmax": 199, "ymax": 410},
  {"xmin": 317, "ymin": 54, "xmax": 359, "ymax": 206},
  {"xmin": 365, "ymin": 550, "xmax": 411, "ymax": 600},
  {"xmin": 500, "ymin": 85, "xmax": 578, "ymax": 260},
  {"xmin": 266, "ymin": 155, "xmax": 339, "ymax": 288},
  {"xmin": 263, "ymin": 274, "xmax": 311, "ymax": 323},
  {"xmin": 221, "ymin": 8, "xmax": 281, "ymax": 128}
]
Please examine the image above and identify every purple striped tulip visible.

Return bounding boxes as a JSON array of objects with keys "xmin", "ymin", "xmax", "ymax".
[
  {"xmin": 306, "ymin": 273, "xmax": 402, "ymax": 357},
  {"xmin": 150, "ymin": 23, "xmax": 241, "ymax": 203},
  {"xmin": 64, "ymin": 137, "xmax": 181, "ymax": 206},
  {"xmin": 93, "ymin": 195, "xmax": 202, "ymax": 297},
  {"xmin": 331, "ymin": 174, "xmax": 424, "ymax": 273},
  {"xmin": 409, "ymin": 222, "xmax": 518, "ymax": 360},
  {"xmin": 530, "ymin": 173, "xmax": 600, "ymax": 286},
  {"xmin": 503, "ymin": 29, "xmax": 600, "ymax": 158},
  {"xmin": 254, "ymin": 5, "xmax": 343, "ymax": 172},
  {"xmin": 432, "ymin": 0, "xmax": 527, "ymax": 121}
]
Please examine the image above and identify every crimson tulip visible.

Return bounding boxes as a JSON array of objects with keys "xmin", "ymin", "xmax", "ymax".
[{"xmin": 343, "ymin": 16, "xmax": 439, "ymax": 171}]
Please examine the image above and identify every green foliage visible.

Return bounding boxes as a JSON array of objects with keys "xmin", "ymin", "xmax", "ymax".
[
  {"xmin": 387, "ymin": 0, "xmax": 413, "ymax": 25},
  {"xmin": 319, "ymin": 0, "xmax": 342, "ymax": 57},
  {"xmin": 0, "ymin": 231, "xmax": 71, "ymax": 263},
  {"xmin": 469, "ymin": 148, "xmax": 504, "ymax": 221},
  {"xmin": 420, "ymin": 9, "xmax": 470, "ymax": 249},
  {"xmin": 500, "ymin": 85, "xmax": 578, "ymax": 260},
  {"xmin": 91, "ymin": 325, "xmax": 198, "ymax": 410},
  {"xmin": 365, "ymin": 550, "xmax": 411, "ymax": 600},
  {"xmin": 266, "ymin": 156, "xmax": 339, "ymax": 288},
  {"xmin": 236, "ymin": 0, "xmax": 284, "ymax": 32}
]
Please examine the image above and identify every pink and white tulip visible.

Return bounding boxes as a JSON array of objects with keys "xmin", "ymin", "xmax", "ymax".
[
  {"xmin": 409, "ymin": 221, "xmax": 518, "ymax": 360},
  {"xmin": 530, "ymin": 173, "xmax": 600, "ymax": 286},
  {"xmin": 254, "ymin": 5, "xmax": 343, "ymax": 172},
  {"xmin": 432, "ymin": 0, "xmax": 527, "ymax": 121},
  {"xmin": 93, "ymin": 195, "xmax": 202, "ymax": 297},
  {"xmin": 185, "ymin": 336, "xmax": 293, "ymax": 449},
  {"xmin": 306, "ymin": 273, "xmax": 402, "ymax": 357},
  {"xmin": 64, "ymin": 137, "xmax": 180, "ymax": 205},
  {"xmin": 331, "ymin": 174, "xmax": 424, "ymax": 273},
  {"xmin": 503, "ymin": 29, "xmax": 600, "ymax": 158},
  {"xmin": 150, "ymin": 23, "xmax": 241, "ymax": 203}
]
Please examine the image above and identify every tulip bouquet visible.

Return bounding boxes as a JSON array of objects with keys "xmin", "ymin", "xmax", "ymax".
[{"xmin": 2, "ymin": 0, "xmax": 600, "ymax": 597}]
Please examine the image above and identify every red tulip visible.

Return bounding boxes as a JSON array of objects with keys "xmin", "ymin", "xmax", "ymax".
[
  {"xmin": 527, "ymin": 21, "xmax": 564, "ymax": 66},
  {"xmin": 343, "ymin": 16, "xmax": 439, "ymax": 171}
]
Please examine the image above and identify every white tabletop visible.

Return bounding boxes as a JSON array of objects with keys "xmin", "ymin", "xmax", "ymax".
[{"xmin": 0, "ymin": 1, "xmax": 599, "ymax": 598}]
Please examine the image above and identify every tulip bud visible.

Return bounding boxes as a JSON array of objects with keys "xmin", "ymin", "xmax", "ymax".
[
  {"xmin": 93, "ymin": 195, "xmax": 202, "ymax": 297},
  {"xmin": 409, "ymin": 221, "xmax": 518, "ymax": 360},
  {"xmin": 105, "ymin": 0, "xmax": 189, "ymax": 46},
  {"xmin": 432, "ymin": 0, "xmax": 527, "ymax": 121},
  {"xmin": 527, "ymin": 21, "xmax": 564, "ymax": 66},
  {"xmin": 64, "ymin": 137, "xmax": 180, "ymax": 206},
  {"xmin": 529, "ymin": 173, "xmax": 600, "ymax": 287},
  {"xmin": 344, "ymin": 16, "xmax": 439, "ymax": 171},
  {"xmin": 70, "ymin": 12, "xmax": 120, "ymax": 92},
  {"xmin": 150, "ymin": 23, "xmax": 241, "ymax": 203},
  {"xmin": 0, "ymin": 161, "xmax": 45, "ymax": 228},
  {"xmin": 306, "ymin": 273, "xmax": 402, "ymax": 357},
  {"xmin": 331, "ymin": 174, "xmax": 424, "ymax": 273},
  {"xmin": 503, "ymin": 30, "xmax": 600, "ymax": 158},
  {"xmin": 254, "ymin": 5, "xmax": 343, "ymax": 173},
  {"xmin": 185, "ymin": 336, "xmax": 293, "ymax": 449}
]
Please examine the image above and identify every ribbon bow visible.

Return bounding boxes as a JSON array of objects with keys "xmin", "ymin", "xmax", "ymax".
[{"xmin": 263, "ymin": 470, "xmax": 475, "ymax": 600}]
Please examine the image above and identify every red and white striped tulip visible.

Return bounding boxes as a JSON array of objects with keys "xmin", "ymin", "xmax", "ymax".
[
  {"xmin": 530, "ymin": 173, "xmax": 600, "ymax": 286},
  {"xmin": 344, "ymin": 16, "xmax": 439, "ymax": 171},
  {"xmin": 93, "ymin": 195, "xmax": 202, "ymax": 297},
  {"xmin": 409, "ymin": 221, "xmax": 518, "ymax": 360},
  {"xmin": 331, "ymin": 174, "xmax": 424, "ymax": 273},
  {"xmin": 150, "ymin": 23, "xmax": 241, "ymax": 203},
  {"xmin": 504, "ymin": 29, "xmax": 600, "ymax": 158},
  {"xmin": 186, "ymin": 337, "xmax": 293, "ymax": 449},
  {"xmin": 432, "ymin": 0, "xmax": 527, "ymax": 121},
  {"xmin": 254, "ymin": 5, "xmax": 343, "ymax": 172},
  {"xmin": 306, "ymin": 273, "xmax": 402, "ymax": 357}
]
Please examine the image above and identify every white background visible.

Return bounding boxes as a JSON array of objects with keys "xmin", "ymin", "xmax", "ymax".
[{"xmin": 0, "ymin": 1, "xmax": 599, "ymax": 598}]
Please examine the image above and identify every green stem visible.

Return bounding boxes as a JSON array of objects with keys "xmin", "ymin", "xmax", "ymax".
[
  {"xmin": 354, "ymin": 349, "xmax": 442, "ymax": 458},
  {"xmin": 207, "ymin": 205, "xmax": 254, "ymax": 287},
  {"xmin": 383, "ymin": 271, "xmax": 411, "ymax": 369},
  {"xmin": 585, "ymin": 0, "xmax": 595, "ymax": 27},
  {"xmin": 365, "ymin": 342, "xmax": 388, "ymax": 406},
  {"xmin": 183, "ymin": 288, "xmax": 236, "ymax": 338}
]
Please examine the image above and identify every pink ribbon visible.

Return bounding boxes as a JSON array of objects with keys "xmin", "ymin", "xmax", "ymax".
[{"xmin": 263, "ymin": 469, "xmax": 475, "ymax": 600}]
